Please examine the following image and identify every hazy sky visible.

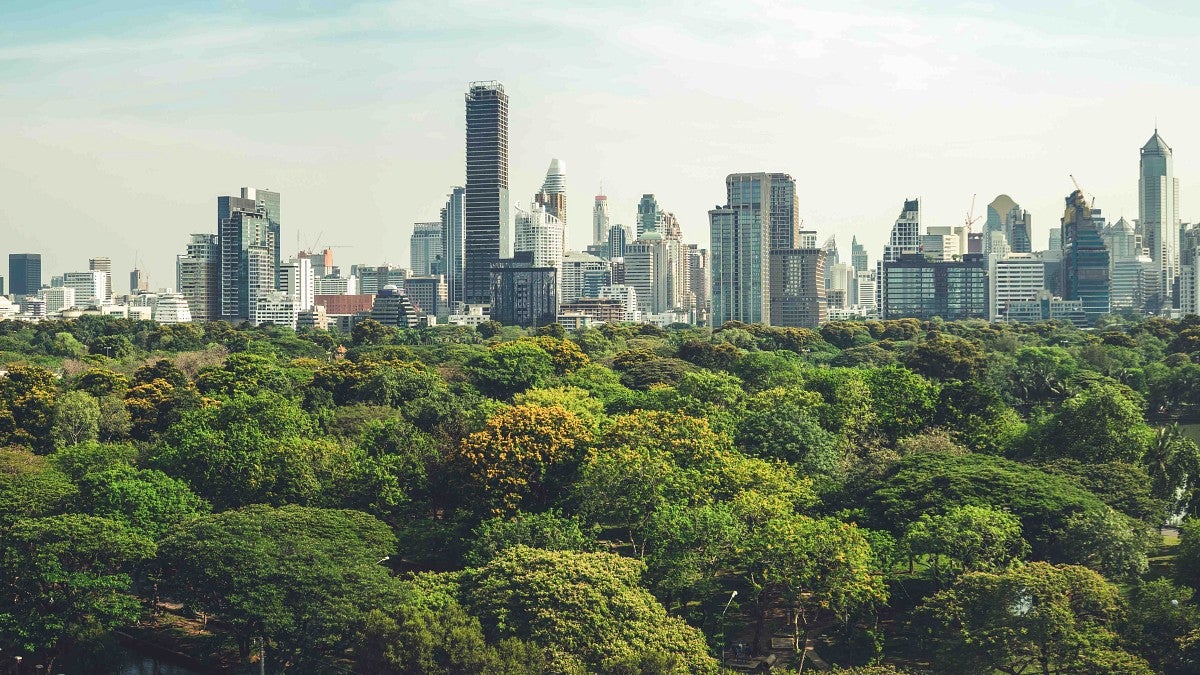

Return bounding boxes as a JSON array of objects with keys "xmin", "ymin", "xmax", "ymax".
[{"xmin": 3, "ymin": 0, "xmax": 1200, "ymax": 289}]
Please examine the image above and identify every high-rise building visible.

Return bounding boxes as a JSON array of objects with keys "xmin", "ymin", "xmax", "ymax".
[
  {"xmin": 8, "ymin": 254, "xmax": 41, "ymax": 297},
  {"xmin": 625, "ymin": 234, "xmax": 673, "ymax": 315},
  {"xmin": 769, "ymin": 248, "xmax": 826, "ymax": 328},
  {"xmin": 1102, "ymin": 217, "xmax": 1151, "ymax": 311},
  {"xmin": 607, "ymin": 224, "xmax": 629, "ymax": 260},
  {"xmin": 153, "ymin": 293, "xmax": 194, "ymax": 324},
  {"xmin": 441, "ymin": 186, "xmax": 466, "ymax": 307},
  {"xmin": 988, "ymin": 254, "xmax": 1045, "ymax": 321},
  {"xmin": 42, "ymin": 286, "xmax": 76, "ymax": 314},
  {"xmin": 688, "ymin": 244, "xmax": 710, "ymax": 326},
  {"xmin": 370, "ymin": 285, "xmax": 420, "ymax": 328},
  {"xmin": 1061, "ymin": 190, "xmax": 1111, "ymax": 324},
  {"xmin": 218, "ymin": 194, "xmax": 275, "ymax": 322},
  {"xmin": 410, "ymin": 222, "xmax": 444, "ymax": 277},
  {"xmin": 710, "ymin": 173, "xmax": 799, "ymax": 325},
  {"xmin": 404, "ymin": 275, "xmax": 448, "ymax": 319},
  {"xmin": 514, "ymin": 204, "xmax": 564, "ymax": 271},
  {"xmin": 881, "ymin": 253, "xmax": 988, "ymax": 321},
  {"xmin": 234, "ymin": 188, "xmax": 282, "ymax": 290},
  {"xmin": 464, "ymin": 81, "xmax": 510, "ymax": 304},
  {"xmin": 130, "ymin": 268, "xmax": 149, "ymax": 294},
  {"xmin": 637, "ymin": 194, "xmax": 662, "ymax": 239},
  {"xmin": 354, "ymin": 265, "xmax": 408, "ymax": 295},
  {"xmin": 62, "ymin": 271, "xmax": 109, "ymax": 307},
  {"xmin": 986, "ymin": 195, "xmax": 1033, "ymax": 254},
  {"xmin": 177, "ymin": 234, "xmax": 219, "ymax": 321},
  {"xmin": 281, "ymin": 257, "xmax": 314, "ymax": 311},
  {"xmin": 88, "ymin": 258, "xmax": 113, "ymax": 302},
  {"xmin": 883, "ymin": 199, "xmax": 921, "ymax": 261},
  {"xmin": 851, "ymin": 236, "xmax": 868, "ymax": 273},
  {"xmin": 593, "ymin": 194, "xmax": 610, "ymax": 247},
  {"xmin": 490, "ymin": 251, "xmax": 557, "ymax": 327},
  {"xmin": 560, "ymin": 251, "xmax": 610, "ymax": 305},
  {"xmin": 1139, "ymin": 129, "xmax": 1180, "ymax": 310},
  {"xmin": 533, "ymin": 159, "xmax": 566, "ymax": 249}
]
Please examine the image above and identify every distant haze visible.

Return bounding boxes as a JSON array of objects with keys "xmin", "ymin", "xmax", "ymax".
[{"xmin": 2, "ymin": 0, "xmax": 1199, "ymax": 287}]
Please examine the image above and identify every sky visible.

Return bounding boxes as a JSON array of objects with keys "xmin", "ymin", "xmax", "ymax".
[{"xmin": 3, "ymin": 0, "xmax": 1200, "ymax": 289}]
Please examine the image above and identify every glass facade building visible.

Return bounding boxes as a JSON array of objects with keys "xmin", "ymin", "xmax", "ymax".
[
  {"xmin": 464, "ymin": 82, "xmax": 510, "ymax": 305},
  {"xmin": 7, "ymin": 253, "xmax": 42, "ymax": 297},
  {"xmin": 441, "ymin": 186, "xmax": 466, "ymax": 306},
  {"xmin": 881, "ymin": 253, "xmax": 988, "ymax": 320},
  {"xmin": 1061, "ymin": 190, "xmax": 1111, "ymax": 324},
  {"xmin": 1139, "ymin": 130, "xmax": 1179, "ymax": 310}
]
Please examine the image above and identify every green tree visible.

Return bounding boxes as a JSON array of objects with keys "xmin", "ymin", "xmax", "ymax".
[
  {"xmin": 461, "ymin": 546, "xmax": 717, "ymax": 673},
  {"xmin": 863, "ymin": 365, "xmax": 939, "ymax": 442},
  {"xmin": 469, "ymin": 341, "xmax": 555, "ymax": 398},
  {"xmin": 465, "ymin": 510, "xmax": 600, "ymax": 566},
  {"xmin": 1122, "ymin": 579, "xmax": 1200, "ymax": 673},
  {"xmin": 735, "ymin": 388, "xmax": 842, "ymax": 477},
  {"xmin": 76, "ymin": 465, "xmax": 209, "ymax": 539},
  {"xmin": 916, "ymin": 562, "xmax": 1149, "ymax": 675},
  {"xmin": 157, "ymin": 505, "xmax": 397, "ymax": 668},
  {"xmin": 51, "ymin": 390, "xmax": 100, "ymax": 448},
  {"xmin": 1031, "ymin": 383, "xmax": 1155, "ymax": 463},
  {"xmin": 904, "ymin": 334, "xmax": 986, "ymax": 381},
  {"xmin": 0, "ymin": 364, "xmax": 58, "ymax": 452},
  {"xmin": 0, "ymin": 515, "xmax": 155, "ymax": 672},
  {"xmin": 902, "ymin": 505, "xmax": 1028, "ymax": 580},
  {"xmin": 0, "ymin": 448, "xmax": 77, "ymax": 528}
]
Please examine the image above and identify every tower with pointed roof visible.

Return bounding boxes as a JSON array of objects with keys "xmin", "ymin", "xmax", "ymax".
[{"xmin": 1139, "ymin": 128, "xmax": 1179, "ymax": 311}]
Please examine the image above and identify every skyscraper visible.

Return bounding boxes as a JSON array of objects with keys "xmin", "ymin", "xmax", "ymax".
[
  {"xmin": 515, "ymin": 203, "xmax": 564, "ymax": 304},
  {"xmin": 218, "ymin": 193, "xmax": 275, "ymax": 322},
  {"xmin": 441, "ymin": 186, "xmax": 466, "ymax": 307},
  {"xmin": 177, "ymin": 234, "xmax": 219, "ymax": 321},
  {"xmin": 533, "ymin": 159, "xmax": 566, "ymax": 249},
  {"xmin": 1061, "ymin": 190, "xmax": 1111, "ymax": 324},
  {"xmin": 883, "ymin": 199, "xmax": 921, "ymax": 262},
  {"xmin": 8, "ymin": 254, "xmax": 42, "ymax": 297},
  {"xmin": 637, "ymin": 194, "xmax": 661, "ymax": 239},
  {"xmin": 464, "ymin": 81, "xmax": 510, "ymax": 305},
  {"xmin": 89, "ymin": 257, "xmax": 113, "ymax": 302},
  {"xmin": 490, "ymin": 251, "xmax": 557, "ymax": 328},
  {"xmin": 711, "ymin": 174, "xmax": 794, "ymax": 325},
  {"xmin": 688, "ymin": 244, "xmax": 710, "ymax": 326},
  {"xmin": 593, "ymin": 193, "xmax": 611, "ymax": 247},
  {"xmin": 130, "ymin": 268, "xmax": 149, "ymax": 294},
  {"xmin": 1139, "ymin": 129, "xmax": 1180, "ymax": 310},
  {"xmin": 769, "ymin": 248, "xmax": 826, "ymax": 328},
  {"xmin": 410, "ymin": 222, "xmax": 444, "ymax": 277},
  {"xmin": 986, "ymin": 195, "xmax": 1033, "ymax": 254},
  {"xmin": 851, "ymin": 236, "xmax": 868, "ymax": 272}
]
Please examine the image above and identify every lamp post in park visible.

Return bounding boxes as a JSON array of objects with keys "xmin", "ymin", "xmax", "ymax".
[{"xmin": 719, "ymin": 590, "xmax": 738, "ymax": 669}]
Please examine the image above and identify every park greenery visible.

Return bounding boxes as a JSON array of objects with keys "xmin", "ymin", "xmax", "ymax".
[{"xmin": 3, "ymin": 314, "xmax": 1200, "ymax": 672}]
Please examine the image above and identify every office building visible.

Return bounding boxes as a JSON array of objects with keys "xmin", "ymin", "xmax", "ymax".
[
  {"xmin": 607, "ymin": 224, "xmax": 629, "ymax": 260},
  {"xmin": 1139, "ymin": 129, "xmax": 1180, "ymax": 309},
  {"xmin": 986, "ymin": 195, "xmax": 1033, "ymax": 254},
  {"xmin": 1102, "ymin": 217, "xmax": 1150, "ymax": 311},
  {"xmin": 533, "ymin": 159, "xmax": 566, "ymax": 244},
  {"xmin": 1004, "ymin": 291, "xmax": 1088, "ymax": 327},
  {"xmin": 851, "ymin": 235, "xmax": 868, "ymax": 273},
  {"xmin": 688, "ymin": 244, "xmax": 710, "ymax": 326},
  {"xmin": 710, "ymin": 173, "xmax": 798, "ymax": 325},
  {"xmin": 593, "ymin": 193, "xmax": 611, "ymax": 247},
  {"xmin": 922, "ymin": 226, "xmax": 965, "ymax": 262},
  {"xmin": 769, "ymin": 248, "xmax": 826, "ymax": 328},
  {"xmin": 88, "ymin": 258, "xmax": 113, "ymax": 302},
  {"xmin": 297, "ymin": 305, "xmax": 329, "ymax": 331},
  {"xmin": 856, "ymin": 270, "xmax": 877, "ymax": 312},
  {"xmin": 130, "ymin": 268, "xmax": 149, "ymax": 294},
  {"xmin": 625, "ymin": 233, "xmax": 678, "ymax": 315},
  {"xmin": 354, "ymin": 265, "xmax": 408, "ymax": 295},
  {"xmin": 989, "ymin": 254, "xmax": 1045, "ymax": 321},
  {"xmin": 370, "ymin": 285, "xmax": 420, "ymax": 328},
  {"xmin": 637, "ymin": 194, "xmax": 662, "ymax": 239},
  {"xmin": 464, "ymin": 81, "xmax": 510, "ymax": 304},
  {"xmin": 177, "ymin": 234, "xmax": 218, "ymax": 321},
  {"xmin": 281, "ymin": 257, "xmax": 314, "ymax": 311},
  {"xmin": 442, "ymin": 186, "xmax": 466, "ymax": 305},
  {"xmin": 561, "ymin": 251, "xmax": 610, "ymax": 304},
  {"xmin": 252, "ymin": 291, "xmax": 299, "ymax": 328},
  {"xmin": 881, "ymin": 253, "xmax": 988, "ymax": 321},
  {"xmin": 62, "ymin": 271, "xmax": 109, "ymax": 307},
  {"xmin": 884, "ymin": 199, "xmax": 921, "ymax": 261},
  {"xmin": 153, "ymin": 293, "xmax": 194, "ymax": 324},
  {"xmin": 8, "ymin": 254, "xmax": 41, "ymax": 297},
  {"xmin": 515, "ymin": 204, "xmax": 564, "ymax": 272},
  {"xmin": 42, "ymin": 286, "xmax": 76, "ymax": 314},
  {"xmin": 314, "ymin": 274, "xmax": 357, "ymax": 296},
  {"xmin": 599, "ymin": 284, "xmax": 640, "ymax": 322},
  {"xmin": 410, "ymin": 222, "xmax": 444, "ymax": 277},
  {"xmin": 1061, "ymin": 190, "xmax": 1111, "ymax": 324},
  {"xmin": 218, "ymin": 192, "xmax": 276, "ymax": 322},
  {"xmin": 489, "ymin": 251, "xmax": 557, "ymax": 328},
  {"xmin": 404, "ymin": 275, "xmax": 448, "ymax": 318}
]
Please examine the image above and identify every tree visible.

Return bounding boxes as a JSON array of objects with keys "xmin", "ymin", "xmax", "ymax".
[
  {"xmin": 0, "ymin": 515, "xmax": 155, "ymax": 672},
  {"xmin": 678, "ymin": 339, "xmax": 741, "ymax": 371},
  {"xmin": 1122, "ymin": 579, "xmax": 1200, "ymax": 673},
  {"xmin": 465, "ymin": 510, "xmax": 600, "ymax": 566},
  {"xmin": 352, "ymin": 318, "xmax": 396, "ymax": 346},
  {"xmin": 51, "ymin": 390, "xmax": 100, "ymax": 448},
  {"xmin": 0, "ymin": 448, "xmax": 76, "ymax": 528},
  {"xmin": 469, "ymin": 341, "xmax": 555, "ymax": 399},
  {"xmin": 1145, "ymin": 424, "xmax": 1200, "ymax": 516},
  {"xmin": 641, "ymin": 501, "xmax": 744, "ymax": 611},
  {"xmin": 745, "ymin": 514, "xmax": 887, "ymax": 661},
  {"xmin": 157, "ymin": 505, "xmax": 397, "ymax": 669},
  {"xmin": 904, "ymin": 334, "xmax": 986, "ymax": 381},
  {"xmin": 0, "ymin": 364, "xmax": 58, "ymax": 452},
  {"xmin": 902, "ymin": 505, "xmax": 1028, "ymax": 580},
  {"xmin": 915, "ymin": 562, "xmax": 1150, "ymax": 675},
  {"xmin": 461, "ymin": 546, "xmax": 718, "ymax": 673},
  {"xmin": 456, "ymin": 404, "xmax": 592, "ymax": 514},
  {"xmin": 76, "ymin": 465, "xmax": 209, "ymax": 539},
  {"xmin": 1031, "ymin": 383, "xmax": 1154, "ymax": 464},
  {"xmin": 863, "ymin": 365, "xmax": 939, "ymax": 442},
  {"xmin": 735, "ymin": 389, "xmax": 842, "ymax": 477}
]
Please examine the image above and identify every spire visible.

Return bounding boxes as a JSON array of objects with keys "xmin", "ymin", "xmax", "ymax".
[{"xmin": 1143, "ymin": 128, "xmax": 1171, "ymax": 154}]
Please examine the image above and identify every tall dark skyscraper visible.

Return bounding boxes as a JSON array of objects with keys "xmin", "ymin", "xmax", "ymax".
[
  {"xmin": 217, "ymin": 191, "xmax": 277, "ymax": 322},
  {"xmin": 8, "ymin": 253, "xmax": 42, "ymax": 297},
  {"xmin": 464, "ymin": 81, "xmax": 510, "ymax": 305},
  {"xmin": 1061, "ymin": 189, "xmax": 1110, "ymax": 324}
]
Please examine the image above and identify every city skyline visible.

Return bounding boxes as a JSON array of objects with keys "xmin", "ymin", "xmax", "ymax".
[{"xmin": 5, "ymin": 2, "xmax": 1200, "ymax": 287}]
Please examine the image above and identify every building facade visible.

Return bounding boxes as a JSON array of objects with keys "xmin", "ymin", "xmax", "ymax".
[
  {"xmin": 464, "ymin": 81, "xmax": 510, "ymax": 304},
  {"xmin": 881, "ymin": 253, "xmax": 988, "ymax": 321},
  {"xmin": 410, "ymin": 222, "xmax": 444, "ymax": 277},
  {"xmin": 8, "ymin": 253, "xmax": 41, "ymax": 297},
  {"xmin": 769, "ymin": 248, "xmax": 826, "ymax": 328},
  {"xmin": 593, "ymin": 194, "xmax": 611, "ymax": 247},
  {"xmin": 442, "ymin": 186, "xmax": 466, "ymax": 307},
  {"xmin": 1061, "ymin": 190, "xmax": 1111, "ymax": 324},
  {"xmin": 489, "ymin": 251, "xmax": 557, "ymax": 327},
  {"xmin": 177, "ymin": 234, "xmax": 218, "ymax": 321},
  {"xmin": 1139, "ymin": 129, "xmax": 1180, "ymax": 310}
]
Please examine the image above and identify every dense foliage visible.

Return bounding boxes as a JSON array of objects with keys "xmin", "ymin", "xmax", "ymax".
[{"xmin": 0, "ymin": 314, "xmax": 1198, "ymax": 672}]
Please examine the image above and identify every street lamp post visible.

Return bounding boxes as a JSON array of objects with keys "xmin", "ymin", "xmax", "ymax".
[
  {"xmin": 719, "ymin": 590, "xmax": 738, "ymax": 670},
  {"xmin": 13, "ymin": 655, "xmax": 21, "ymax": 675}
]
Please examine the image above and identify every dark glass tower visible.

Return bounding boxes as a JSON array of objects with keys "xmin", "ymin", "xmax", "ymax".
[
  {"xmin": 217, "ymin": 193, "xmax": 276, "ymax": 322},
  {"xmin": 1061, "ymin": 189, "xmax": 1111, "ymax": 324},
  {"xmin": 464, "ymin": 82, "xmax": 509, "ymax": 305},
  {"xmin": 8, "ymin": 253, "xmax": 42, "ymax": 297}
]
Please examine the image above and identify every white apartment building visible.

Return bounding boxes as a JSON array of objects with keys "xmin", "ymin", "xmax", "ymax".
[
  {"xmin": 153, "ymin": 293, "xmax": 193, "ymax": 324},
  {"xmin": 61, "ymin": 271, "xmax": 109, "ymax": 307},
  {"xmin": 251, "ymin": 291, "xmax": 299, "ymax": 328},
  {"xmin": 560, "ymin": 251, "xmax": 610, "ymax": 305},
  {"xmin": 599, "ymin": 284, "xmax": 640, "ymax": 322},
  {"xmin": 281, "ymin": 257, "xmax": 315, "ymax": 311},
  {"xmin": 42, "ymin": 286, "xmax": 76, "ymax": 314},
  {"xmin": 989, "ymin": 254, "xmax": 1045, "ymax": 321}
]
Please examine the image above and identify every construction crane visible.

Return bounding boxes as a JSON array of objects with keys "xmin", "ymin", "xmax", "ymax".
[
  {"xmin": 1069, "ymin": 174, "xmax": 1096, "ymax": 209},
  {"xmin": 963, "ymin": 194, "xmax": 982, "ymax": 233}
]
